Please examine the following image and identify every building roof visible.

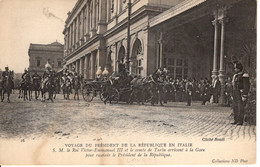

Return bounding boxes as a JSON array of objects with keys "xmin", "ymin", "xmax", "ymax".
[{"xmin": 29, "ymin": 41, "xmax": 64, "ymax": 52}]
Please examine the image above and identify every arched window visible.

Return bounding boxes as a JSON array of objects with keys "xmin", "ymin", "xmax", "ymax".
[
  {"xmin": 118, "ymin": 46, "xmax": 125, "ymax": 62},
  {"xmin": 131, "ymin": 39, "xmax": 143, "ymax": 75}
]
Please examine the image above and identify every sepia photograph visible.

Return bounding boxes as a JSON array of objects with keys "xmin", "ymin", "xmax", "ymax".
[{"xmin": 0, "ymin": 0, "xmax": 257, "ymax": 165}]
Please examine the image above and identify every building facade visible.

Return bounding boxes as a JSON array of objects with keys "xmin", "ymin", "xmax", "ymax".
[
  {"xmin": 63, "ymin": 0, "xmax": 256, "ymax": 102},
  {"xmin": 28, "ymin": 42, "xmax": 64, "ymax": 75}
]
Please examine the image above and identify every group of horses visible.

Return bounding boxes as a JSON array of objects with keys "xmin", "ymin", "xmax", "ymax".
[
  {"xmin": 16, "ymin": 73, "xmax": 83, "ymax": 103},
  {"xmin": 17, "ymin": 73, "xmax": 58, "ymax": 102}
]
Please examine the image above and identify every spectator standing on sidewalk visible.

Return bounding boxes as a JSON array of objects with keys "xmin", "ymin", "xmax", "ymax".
[
  {"xmin": 212, "ymin": 76, "xmax": 221, "ymax": 103},
  {"xmin": 231, "ymin": 62, "xmax": 250, "ymax": 125},
  {"xmin": 185, "ymin": 78, "xmax": 193, "ymax": 106}
]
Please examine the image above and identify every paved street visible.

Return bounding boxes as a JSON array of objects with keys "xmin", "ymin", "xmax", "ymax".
[{"xmin": 0, "ymin": 91, "xmax": 256, "ymax": 141}]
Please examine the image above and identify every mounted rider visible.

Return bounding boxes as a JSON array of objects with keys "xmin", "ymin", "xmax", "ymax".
[
  {"xmin": 2, "ymin": 66, "xmax": 14, "ymax": 89},
  {"xmin": 41, "ymin": 62, "xmax": 53, "ymax": 89},
  {"xmin": 22, "ymin": 68, "xmax": 31, "ymax": 83},
  {"xmin": 32, "ymin": 71, "xmax": 41, "ymax": 85},
  {"xmin": 69, "ymin": 65, "xmax": 76, "ymax": 82}
]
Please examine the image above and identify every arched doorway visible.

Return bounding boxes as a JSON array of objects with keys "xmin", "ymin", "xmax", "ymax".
[{"xmin": 131, "ymin": 39, "xmax": 143, "ymax": 75}]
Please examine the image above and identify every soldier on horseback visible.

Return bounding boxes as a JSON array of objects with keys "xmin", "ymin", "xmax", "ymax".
[
  {"xmin": 32, "ymin": 72, "xmax": 41, "ymax": 85},
  {"xmin": 42, "ymin": 62, "xmax": 53, "ymax": 89},
  {"xmin": 32, "ymin": 71, "xmax": 41, "ymax": 99},
  {"xmin": 1, "ymin": 66, "xmax": 14, "ymax": 102},
  {"xmin": 2, "ymin": 66, "xmax": 14, "ymax": 89},
  {"xmin": 21, "ymin": 68, "xmax": 31, "ymax": 84}
]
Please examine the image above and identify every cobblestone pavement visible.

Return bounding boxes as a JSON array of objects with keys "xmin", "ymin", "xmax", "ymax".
[{"xmin": 0, "ymin": 92, "xmax": 256, "ymax": 141}]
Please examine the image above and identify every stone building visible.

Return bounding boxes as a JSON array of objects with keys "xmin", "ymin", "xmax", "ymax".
[
  {"xmin": 28, "ymin": 41, "xmax": 64, "ymax": 75},
  {"xmin": 63, "ymin": 0, "xmax": 256, "ymax": 102}
]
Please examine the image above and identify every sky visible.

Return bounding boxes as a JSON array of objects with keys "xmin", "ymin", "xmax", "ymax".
[{"xmin": 0, "ymin": 0, "xmax": 77, "ymax": 73}]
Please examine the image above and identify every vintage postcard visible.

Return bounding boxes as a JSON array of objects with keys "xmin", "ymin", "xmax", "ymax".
[{"xmin": 0, "ymin": 0, "xmax": 257, "ymax": 165}]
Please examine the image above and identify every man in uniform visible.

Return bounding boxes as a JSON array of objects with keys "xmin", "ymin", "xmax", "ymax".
[
  {"xmin": 231, "ymin": 62, "xmax": 250, "ymax": 125},
  {"xmin": 42, "ymin": 63, "xmax": 52, "ymax": 89},
  {"xmin": 185, "ymin": 78, "xmax": 193, "ymax": 106},
  {"xmin": 201, "ymin": 79, "xmax": 211, "ymax": 105},
  {"xmin": 2, "ymin": 66, "xmax": 14, "ymax": 89},
  {"xmin": 21, "ymin": 69, "xmax": 30, "ymax": 83},
  {"xmin": 32, "ymin": 72, "xmax": 41, "ymax": 84}
]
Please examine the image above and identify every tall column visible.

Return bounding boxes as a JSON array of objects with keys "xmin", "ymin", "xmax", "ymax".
[
  {"xmin": 75, "ymin": 60, "xmax": 79, "ymax": 74},
  {"xmin": 107, "ymin": 0, "xmax": 111, "ymax": 22},
  {"xmin": 80, "ymin": 11, "xmax": 84, "ymax": 45},
  {"xmin": 97, "ymin": 0, "xmax": 107, "ymax": 34},
  {"xmin": 96, "ymin": 47, "xmax": 107, "ymax": 70},
  {"xmin": 218, "ymin": 16, "xmax": 228, "ymax": 104},
  {"xmin": 77, "ymin": 15, "xmax": 79, "ymax": 45},
  {"xmin": 79, "ymin": 58, "xmax": 83, "ymax": 75},
  {"xmin": 84, "ymin": 55, "xmax": 88, "ymax": 79},
  {"xmin": 211, "ymin": 16, "xmax": 219, "ymax": 82},
  {"xmin": 87, "ymin": 55, "xmax": 91, "ymax": 79},
  {"xmin": 85, "ymin": 4, "xmax": 90, "ymax": 41},
  {"xmin": 93, "ymin": 0, "xmax": 97, "ymax": 29},
  {"xmin": 90, "ymin": 51, "xmax": 96, "ymax": 79},
  {"xmin": 159, "ymin": 32, "xmax": 163, "ymax": 68}
]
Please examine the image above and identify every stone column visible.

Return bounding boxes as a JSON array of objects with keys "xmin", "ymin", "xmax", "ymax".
[
  {"xmin": 90, "ymin": 51, "xmax": 96, "ymax": 79},
  {"xmin": 96, "ymin": 47, "xmax": 107, "ymax": 71},
  {"xmin": 211, "ymin": 17, "xmax": 219, "ymax": 82},
  {"xmin": 79, "ymin": 57, "xmax": 83, "ymax": 75},
  {"xmin": 218, "ymin": 17, "xmax": 228, "ymax": 104},
  {"xmin": 84, "ymin": 55, "xmax": 88, "ymax": 79},
  {"xmin": 97, "ymin": 0, "xmax": 107, "ymax": 34},
  {"xmin": 85, "ymin": 4, "xmax": 90, "ymax": 41},
  {"xmin": 107, "ymin": 0, "xmax": 111, "ymax": 22},
  {"xmin": 80, "ymin": 11, "xmax": 84, "ymax": 45},
  {"xmin": 75, "ymin": 60, "xmax": 79, "ymax": 74},
  {"xmin": 159, "ymin": 32, "xmax": 163, "ymax": 68}
]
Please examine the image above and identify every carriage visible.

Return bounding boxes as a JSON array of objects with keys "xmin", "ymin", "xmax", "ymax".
[
  {"xmin": 81, "ymin": 77, "xmax": 132, "ymax": 104},
  {"xmin": 82, "ymin": 79, "xmax": 121, "ymax": 104}
]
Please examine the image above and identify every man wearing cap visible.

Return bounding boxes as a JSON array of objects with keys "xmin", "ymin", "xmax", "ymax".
[{"xmin": 231, "ymin": 62, "xmax": 250, "ymax": 125}]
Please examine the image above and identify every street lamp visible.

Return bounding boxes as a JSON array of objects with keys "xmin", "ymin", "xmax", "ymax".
[{"xmin": 126, "ymin": 0, "xmax": 132, "ymax": 70}]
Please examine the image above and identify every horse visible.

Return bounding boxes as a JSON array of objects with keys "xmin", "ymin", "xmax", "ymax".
[
  {"xmin": 32, "ymin": 80, "xmax": 41, "ymax": 99},
  {"xmin": 41, "ymin": 74, "xmax": 56, "ymax": 102},
  {"xmin": 72, "ymin": 76, "xmax": 82, "ymax": 100},
  {"xmin": 22, "ymin": 77, "xmax": 31, "ymax": 101},
  {"xmin": 18, "ymin": 82, "xmax": 24, "ymax": 99},
  {"xmin": 62, "ymin": 77, "xmax": 72, "ymax": 100},
  {"xmin": 1, "ymin": 71, "xmax": 13, "ymax": 103}
]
